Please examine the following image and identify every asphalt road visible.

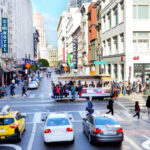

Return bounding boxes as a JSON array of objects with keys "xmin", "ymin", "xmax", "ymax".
[{"xmin": 0, "ymin": 74, "xmax": 150, "ymax": 150}]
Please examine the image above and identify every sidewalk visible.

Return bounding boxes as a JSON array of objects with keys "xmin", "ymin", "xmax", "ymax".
[{"xmin": 118, "ymin": 93, "xmax": 147, "ymax": 103}]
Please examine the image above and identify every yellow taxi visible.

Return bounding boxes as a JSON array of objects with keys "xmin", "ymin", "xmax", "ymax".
[{"xmin": 0, "ymin": 105, "xmax": 25, "ymax": 141}]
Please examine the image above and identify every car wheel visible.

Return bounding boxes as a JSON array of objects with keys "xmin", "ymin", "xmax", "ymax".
[
  {"xmin": 70, "ymin": 138, "xmax": 74, "ymax": 144},
  {"xmin": 83, "ymin": 125, "xmax": 85, "ymax": 134},
  {"xmin": 44, "ymin": 141, "xmax": 49, "ymax": 145},
  {"xmin": 88, "ymin": 133, "xmax": 93, "ymax": 144}
]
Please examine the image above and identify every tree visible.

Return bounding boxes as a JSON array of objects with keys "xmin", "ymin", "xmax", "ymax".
[
  {"xmin": 29, "ymin": 65, "xmax": 37, "ymax": 71},
  {"xmin": 38, "ymin": 59, "xmax": 49, "ymax": 67}
]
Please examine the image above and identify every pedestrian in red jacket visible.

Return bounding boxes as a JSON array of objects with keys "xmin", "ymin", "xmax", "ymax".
[{"xmin": 133, "ymin": 101, "xmax": 140, "ymax": 119}]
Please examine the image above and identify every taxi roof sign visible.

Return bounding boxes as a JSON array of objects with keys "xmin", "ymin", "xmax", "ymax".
[{"xmin": 1, "ymin": 105, "xmax": 11, "ymax": 115}]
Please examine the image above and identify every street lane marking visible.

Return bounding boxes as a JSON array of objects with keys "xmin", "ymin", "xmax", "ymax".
[
  {"xmin": 0, "ymin": 144, "xmax": 22, "ymax": 150},
  {"xmin": 27, "ymin": 123, "xmax": 37, "ymax": 150},
  {"xmin": 33, "ymin": 112, "xmax": 41, "ymax": 123},
  {"xmin": 125, "ymin": 135, "xmax": 143, "ymax": 150},
  {"xmin": 142, "ymin": 135, "xmax": 150, "ymax": 150}
]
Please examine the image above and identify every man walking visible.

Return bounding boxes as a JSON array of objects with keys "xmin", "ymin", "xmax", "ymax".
[
  {"xmin": 106, "ymin": 97, "xmax": 114, "ymax": 115},
  {"xmin": 86, "ymin": 97, "xmax": 94, "ymax": 116}
]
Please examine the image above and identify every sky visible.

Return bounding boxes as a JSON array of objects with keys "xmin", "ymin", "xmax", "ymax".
[{"xmin": 31, "ymin": 0, "xmax": 70, "ymax": 48}]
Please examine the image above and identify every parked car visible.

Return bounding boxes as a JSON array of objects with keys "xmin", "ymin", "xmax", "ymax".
[
  {"xmin": 42, "ymin": 113, "xmax": 74, "ymax": 144},
  {"xmin": 28, "ymin": 81, "xmax": 39, "ymax": 89},
  {"xmin": 83, "ymin": 114, "xmax": 124, "ymax": 144}
]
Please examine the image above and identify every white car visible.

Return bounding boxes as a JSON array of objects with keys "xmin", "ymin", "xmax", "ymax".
[
  {"xmin": 28, "ymin": 81, "xmax": 39, "ymax": 89},
  {"xmin": 42, "ymin": 113, "xmax": 74, "ymax": 143}
]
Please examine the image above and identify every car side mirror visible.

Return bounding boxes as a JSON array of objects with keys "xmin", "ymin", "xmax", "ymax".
[
  {"xmin": 21, "ymin": 115, "xmax": 25, "ymax": 118},
  {"xmin": 69, "ymin": 117, "xmax": 72, "ymax": 120},
  {"xmin": 42, "ymin": 119, "xmax": 45, "ymax": 122}
]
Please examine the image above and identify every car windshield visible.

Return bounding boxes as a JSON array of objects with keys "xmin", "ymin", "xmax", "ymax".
[
  {"xmin": 95, "ymin": 117, "xmax": 118, "ymax": 125},
  {"xmin": 30, "ymin": 81, "xmax": 36, "ymax": 84},
  {"xmin": 0, "ymin": 118, "xmax": 15, "ymax": 125},
  {"xmin": 46, "ymin": 118, "xmax": 70, "ymax": 126}
]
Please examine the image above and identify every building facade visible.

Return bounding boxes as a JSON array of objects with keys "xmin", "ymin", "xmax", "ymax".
[
  {"xmin": 0, "ymin": 0, "xmax": 34, "ymax": 85},
  {"xmin": 33, "ymin": 12, "xmax": 48, "ymax": 60},
  {"xmin": 100, "ymin": 0, "xmax": 150, "ymax": 83},
  {"xmin": 49, "ymin": 47, "xmax": 58, "ymax": 67},
  {"xmin": 57, "ymin": 11, "xmax": 68, "ymax": 65},
  {"xmin": 88, "ymin": 2, "xmax": 98, "ymax": 74}
]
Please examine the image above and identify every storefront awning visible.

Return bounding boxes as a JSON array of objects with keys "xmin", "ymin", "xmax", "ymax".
[
  {"xmin": 1, "ymin": 67, "xmax": 10, "ymax": 72},
  {"xmin": 7, "ymin": 67, "xmax": 17, "ymax": 72}
]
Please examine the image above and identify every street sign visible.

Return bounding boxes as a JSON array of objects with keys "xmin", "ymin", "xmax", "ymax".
[
  {"xmin": 94, "ymin": 61, "xmax": 106, "ymax": 65},
  {"xmin": 1, "ymin": 18, "xmax": 8, "ymax": 53},
  {"xmin": 25, "ymin": 63, "xmax": 31, "ymax": 69},
  {"xmin": 0, "ymin": 32, "xmax": 4, "ymax": 48}
]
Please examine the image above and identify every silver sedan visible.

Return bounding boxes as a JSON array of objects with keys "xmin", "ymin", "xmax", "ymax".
[{"xmin": 82, "ymin": 114, "xmax": 124, "ymax": 144}]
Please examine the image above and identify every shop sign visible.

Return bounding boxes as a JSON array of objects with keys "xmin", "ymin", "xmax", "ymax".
[
  {"xmin": 0, "ymin": 32, "xmax": 4, "ymax": 48},
  {"xmin": 73, "ymin": 39, "xmax": 78, "ymax": 69},
  {"xmin": 94, "ymin": 61, "xmax": 106, "ymax": 65},
  {"xmin": 133, "ymin": 56, "xmax": 139, "ymax": 60},
  {"xmin": 33, "ymin": 33, "xmax": 37, "ymax": 58},
  {"xmin": 1, "ymin": 18, "xmax": 8, "ymax": 53}
]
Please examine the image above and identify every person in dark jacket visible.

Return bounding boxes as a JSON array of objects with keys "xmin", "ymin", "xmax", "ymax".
[
  {"xmin": 146, "ymin": 96, "xmax": 150, "ymax": 118},
  {"xmin": 86, "ymin": 97, "xmax": 94, "ymax": 116},
  {"xmin": 10, "ymin": 84, "xmax": 15, "ymax": 96},
  {"xmin": 133, "ymin": 101, "xmax": 140, "ymax": 119},
  {"xmin": 22, "ymin": 85, "xmax": 27, "ymax": 97},
  {"xmin": 106, "ymin": 98, "xmax": 114, "ymax": 115}
]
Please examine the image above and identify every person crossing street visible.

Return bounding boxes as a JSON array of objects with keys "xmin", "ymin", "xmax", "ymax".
[
  {"xmin": 22, "ymin": 85, "xmax": 27, "ymax": 97},
  {"xmin": 106, "ymin": 97, "xmax": 114, "ymax": 115},
  {"xmin": 86, "ymin": 97, "xmax": 94, "ymax": 116}
]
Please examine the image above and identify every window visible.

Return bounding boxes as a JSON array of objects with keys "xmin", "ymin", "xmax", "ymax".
[
  {"xmin": 133, "ymin": 32, "xmax": 150, "ymax": 52},
  {"xmin": 113, "ymin": 7, "xmax": 118, "ymax": 26},
  {"xmin": 133, "ymin": 0, "xmax": 150, "ymax": 19},
  {"xmin": 113, "ymin": 36, "xmax": 118, "ymax": 54},
  {"xmin": 120, "ymin": 1, "xmax": 124, "ymax": 22},
  {"xmin": 107, "ymin": 39, "xmax": 111, "ymax": 55},
  {"xmin": 46, "ymin": 118, "xmax": 70, "ymax": 126},
  {"xmin": 138, "ymin": 5, "xmax": 149, "ymax": 19},
  {"xmin": 107, "ymin": 11, "xmax": 111, "ymax": 30},
  {"xmin": 120, "ymin": 33, "xmax": 124, "ymax": 53},
  {"xmin": 0, "ymin": 118, "xmax": 14, "ymax": 125}
]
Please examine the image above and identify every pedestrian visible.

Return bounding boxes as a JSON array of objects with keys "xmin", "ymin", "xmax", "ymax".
[
  {"xmin": 71, "ymin": 84, "xmax": 76, "ymax": 99},
  {"xmin": 46, "ymin": 72, "xmax": 49, "ymax": 78},
  {"xmin": 86, "ymin": 97, "xmax": 94, "ymax": 116},
  {"xmin": 10, "ymin": 84, "xmax": 15, "ymax": 96},
  {"xmin": 22, "ymin": 85, "xmax": 27, "ymax": 97},
  {"xmin": 106, "ymin": 97, "xmax": 114, "ymax": 115},
  {"xmin": 146, "ymin": 96, "xmax": 150, "ymax": 118},
  {"xmin": 133, "ymin": 101, "xmax": 140, "ymax": 119}
]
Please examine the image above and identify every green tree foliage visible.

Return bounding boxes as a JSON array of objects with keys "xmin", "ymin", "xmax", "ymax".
[
  {"xmin": 30, "ymin": 65, "xmax": 37, "ymax": 71},
  {"xmin": 38, "ymin": 59, "xmax": 49, "ymax": 67}
]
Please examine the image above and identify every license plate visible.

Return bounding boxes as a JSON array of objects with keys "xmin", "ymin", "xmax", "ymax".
[
  {"xmin": 0, "ymin": 136, "xmax": 5, "ymax": 139},
  {"xmin": 104, "ymin": 131, "xmax": 116, "ymax": 135},
  {"xmin": 0, "ymin": 129, "xmax": 6, "ymax": 133}
]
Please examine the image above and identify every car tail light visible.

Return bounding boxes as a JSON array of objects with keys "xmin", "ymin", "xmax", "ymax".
[
  {"xmin": 94, "ymin": 128, "xmax": 103, "ymax": 133},
  {"xmin": 116, "ymin": 128, "xmax": 123, "ymax": 133},
  {"xmin": 10, "ymin": 124, "xmax": 19, "ymax": 129},
  {"xmin": 66, "ymin": 128, "xmax": 73, "ymax": 132},
  {"xmin": 44, "ymin": 129, "xmax": 51, "ymax": 133}
]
